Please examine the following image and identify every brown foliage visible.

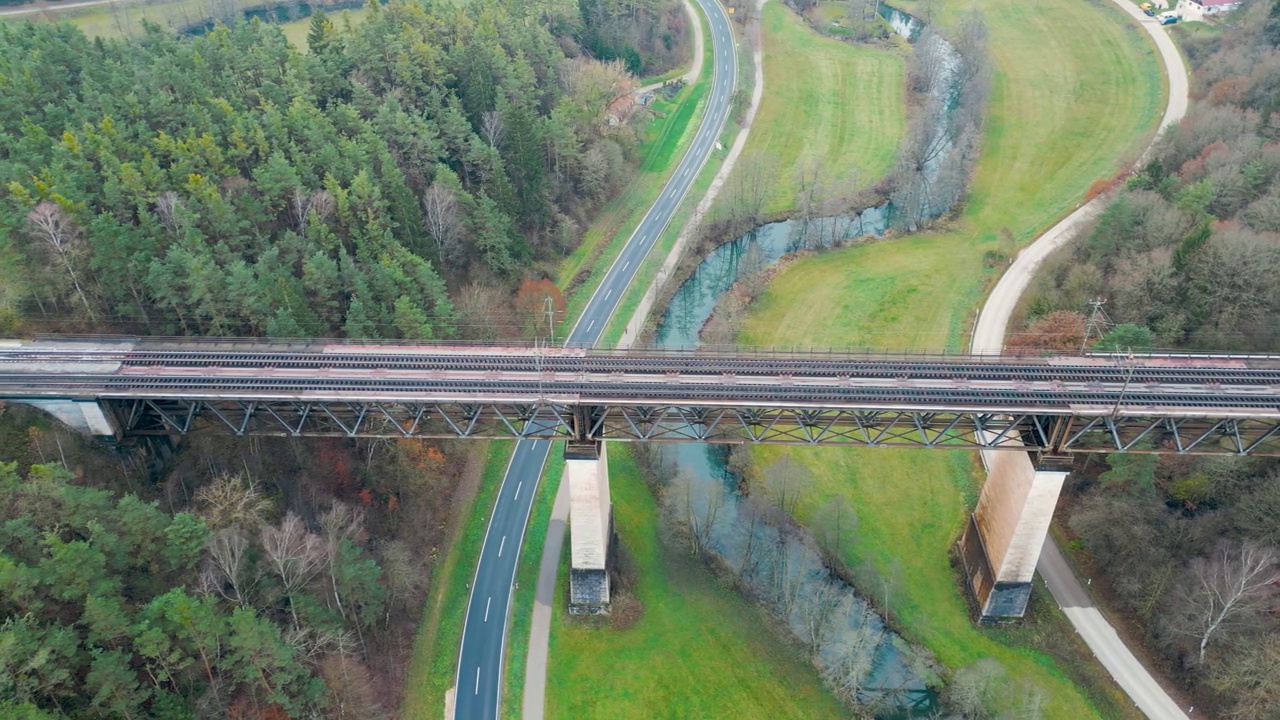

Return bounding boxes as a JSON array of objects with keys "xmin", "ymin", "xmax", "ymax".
[
  {"xmin": 1006, "ymin": 310, "xmax": 1087, "ymax": 354},
  {"xmin": 1083, "ymin": 171, "xmax": 1128, "ymax": 203},
  {"xmin": 514, "ymin": 277, "xmax": 566, "ymax": 338},
  {"xmin": 1208, "ymin": 75, "xmax": 1250, "ymax": 106},
  {"xmin": 320, "ymin": 655, "xmax": 385, "ymax": 720},
  {"xmin": 1179, "ymin": 139, "xmax": 1230, "ymax": 183}
]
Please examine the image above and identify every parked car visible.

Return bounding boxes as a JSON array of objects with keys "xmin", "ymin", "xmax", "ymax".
[{"xmin": 1160, "ymin": 13, "xmax": 1178, "ymax": 23}]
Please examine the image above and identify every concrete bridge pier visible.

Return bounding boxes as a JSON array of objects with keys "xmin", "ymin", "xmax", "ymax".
[
  {"xmin": 16, "ymin": 399, "xmax": 121, "ymax": 439},
  {"xmin": 959, "ymin": 450, "xmax": 1069, "ymax": 622},
  {"xmin": 567, "ymin": 441, "xmax": 613, "ymax": 615}
]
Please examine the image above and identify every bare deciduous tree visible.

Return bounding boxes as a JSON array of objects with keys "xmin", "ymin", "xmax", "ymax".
[
  {"xmin": 678, "ymin": 472, "xmax": 723, "ymax": 557},
  {"xmin": 558, "ymin": 57, "xmax": 633, "ymax": 129},
  {"xmin": 736, "ymin": 241, "xmax": 768, "ymax": 301},
  {"xmin": 823, "ymin": 605, "xmax": 885, "ymax": 706},
  {"xmin": 481, "ymin": 110, "xmax": 506, "ymax": 148},
  {"xmin": 815, "ymin": 495, "xmax": 856, "ymax": 564},
  {"xmin": 1173, "ymin": 540, "xmax": 1280, "ymax": 663},
  {"xmin": 455, "ymin": 283, "xmax": 516, "ymax": 341},
  {"xmin": 156, "ymin": 191, "xmax": 184, "ymax": 237},
  {"xmin": 735, "ymin": 497, "xmax": 767, "ymax": 581},
  {"xmin": 205, "ymin": 527, "xmax": 255, "ymax": 607},
  {"xmin": 421, "ymin": 182, "xmax": 464, "ymax": 266},
  {"xmin": 723, "ymin": 153, "xmax": 776, "ymax": 235},
  {"xmin": 762, "ymin": 536, "xmax": 805, "ymax": 618},
  {"xmin": 942, "ymin": 657, "xmax": 1003, "ymax": 719},
  {"xmin": 195, "ymin": 473, "xmax": 273, "ymax": 531},
  {"xmin": 1209, "ymin": 633, "xmax": 1280, "ymax": 720},
  {"xmin": 801, "ymin": 571, "xmax": 842, "ymax": 654},
  {"xmin": 26, "ymin": 201, "xmax": 96, "ymax": 319},
  {"xmin": 377, "ymin": 539, "xmax": 426, "ymax": 615},
  {"xmin": 762, "ymin": 455, "xmax": 812, "ymax": 518},
  {"xmin": 321, "ymin": 501, "xmax": 368, "ymax": 628},
  {"xmin": 290, "ymin": 187, "xmax": 334, "ymax": 234},
  {"xmin": 261, "ymin": 512, "xmax": 327, "ymax": 629}
]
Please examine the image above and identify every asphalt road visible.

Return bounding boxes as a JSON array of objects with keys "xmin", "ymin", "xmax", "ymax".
[
  {"xmin": 970, "ymin": 3, "xmax": 1190, "ymax": 718},
  {"xmin": 450, "ymin": 1, "xmax": 738, "ymax": 717}
]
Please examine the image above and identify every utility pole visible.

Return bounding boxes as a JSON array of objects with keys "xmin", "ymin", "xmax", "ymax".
[
  {"xmin": 1083, "ymin": 297, "xmax": 1113, "ymax": 352},
  {"xmin": 544, "ymin": 297, "xmax": 556, "ymax": 344}
]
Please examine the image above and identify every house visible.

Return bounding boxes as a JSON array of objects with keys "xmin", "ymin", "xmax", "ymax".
[
  {"xmin": 604, "ymin": 94, "xmax": 637, "ymax": 127},
  {"xmin": 1177, "ymin": 0, "xmax": 1241, "ymax": 22}
]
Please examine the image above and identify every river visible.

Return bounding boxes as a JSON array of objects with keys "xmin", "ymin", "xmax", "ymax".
[{"xmin": 640, "ymin": 7, "xmax": 979, "ymax": 716}]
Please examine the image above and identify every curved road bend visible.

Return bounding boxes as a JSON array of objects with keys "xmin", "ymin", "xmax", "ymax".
[
  {"xmin": 451, "ymin": 1, "xmax": 738, "ymax": 717},
  {"xmin": 972, "ymin": 3, "xmax": 1189, "ymax": 719}
]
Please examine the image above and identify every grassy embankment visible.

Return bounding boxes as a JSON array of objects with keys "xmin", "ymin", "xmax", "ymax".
[
  {"xmin": 545, "ymin": 445, "xmax": 848, "ymax": 719},
  {"xmin": 742, "ymin": 1, "xmax": 904, "ymax": 214},
  {"xmin": 541, "ymin": 5, "xmax": 908, "ymax": 719},
  {"xmin": 738, "ymin": 0, "xmax": 1162, "ymax": 717}
]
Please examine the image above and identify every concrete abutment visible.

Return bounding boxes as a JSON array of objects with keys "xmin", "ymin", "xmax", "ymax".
[{"xmin": 960, "ymin": 450, "xmax": 1068, "ymax": 622}]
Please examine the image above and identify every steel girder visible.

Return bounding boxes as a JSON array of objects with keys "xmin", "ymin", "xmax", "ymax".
[{"xmin": 105, "ymin": 398, "xmax": 1280, "ymax": 455}]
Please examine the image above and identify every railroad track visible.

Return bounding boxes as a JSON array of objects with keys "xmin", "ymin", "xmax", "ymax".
[
  {"xmin": 4, "ymin": 349, "xmax": 1280, "ymax": 386},
  {"xmin": 3, "ymin": 373, "xmax": 1278, "ymax": 412}
]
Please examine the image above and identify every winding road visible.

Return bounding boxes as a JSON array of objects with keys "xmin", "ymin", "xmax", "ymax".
[
  {"xmin": 450, "ymin": 1, "xmax": 738, "ymax": 717},
  {"xmin": 971, "ymin": 2, "xmax": 1190, "ymax": 718}
]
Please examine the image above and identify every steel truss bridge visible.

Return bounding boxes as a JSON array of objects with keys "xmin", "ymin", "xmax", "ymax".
[{"xmin": 4, "ymin": 338, "xmax": 1280, "ymax": 456}]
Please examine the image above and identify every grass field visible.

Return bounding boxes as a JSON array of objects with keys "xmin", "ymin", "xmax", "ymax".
[
  {"xmin": 735, "ymin": 0, "xmax": 1163, "ymax": 716},
  {"xmin": 743, "ymin": 2, "xmax": 905, "ymax": 214},
  {"xmin": 277, "ymin": 7, "xmax": 371, "ymax": 49},
  {"xmin": 0, "ymin": 0, "xmax": 368, "ymax": 43},
  {"xmin": 3, "ymin": 0, "xmax": 263, "ymax": 39},
  {"xmin": 545, "ymin": 446, "xmax": 846, "ymax": 720}
]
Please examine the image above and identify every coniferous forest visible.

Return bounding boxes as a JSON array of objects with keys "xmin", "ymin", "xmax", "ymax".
[{"xmin": 0, "ymin": 0, "xmax": 687, "ymax": 339}]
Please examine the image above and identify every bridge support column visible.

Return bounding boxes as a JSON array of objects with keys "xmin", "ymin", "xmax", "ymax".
[
  {"xmin": 567, "ymin": 441, "xmax": 612, "ymax": 615},
  {"xmin": 16, "ymin": 399, "xmax": 121, "ymax": 439},
  {"xmin": 959, "ymin": 451, "xmax": 1068, "ymax": 622}
]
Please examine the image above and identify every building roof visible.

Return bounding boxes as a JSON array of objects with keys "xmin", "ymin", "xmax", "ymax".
[{"xmin": 1197, "ymin": 0, "xmax": 1239, "ymax": 7}]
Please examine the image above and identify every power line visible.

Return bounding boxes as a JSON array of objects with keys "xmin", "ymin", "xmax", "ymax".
[{"xmin": 1082, "ymin": 297, "xmax": 1113, "ymax": 352}]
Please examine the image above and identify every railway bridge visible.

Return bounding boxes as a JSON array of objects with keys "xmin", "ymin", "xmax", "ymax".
[{"xmin": 6, "ymin": 335, "xmax": 1280, "ymax": 619}]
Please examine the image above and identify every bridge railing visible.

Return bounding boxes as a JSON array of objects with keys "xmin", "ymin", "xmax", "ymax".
[{"xmin": 29, "ymin": 334, "xmax": 1280, "ymax": 363}]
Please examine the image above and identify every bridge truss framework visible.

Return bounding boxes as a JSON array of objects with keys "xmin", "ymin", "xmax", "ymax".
[{"xmin": 109, "ymin": 397, "xmax": 1280, "ymax": 456}]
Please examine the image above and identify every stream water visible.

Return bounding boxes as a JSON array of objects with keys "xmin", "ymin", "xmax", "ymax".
[{"xmin": 640, "ymin": 7, "xmax": 978, "ymax": 716}]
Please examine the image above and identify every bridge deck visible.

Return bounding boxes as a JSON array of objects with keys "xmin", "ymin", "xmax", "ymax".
[{"xmin": 3, "ymin": 339, "xmax": 1280, "ymax": 454}]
